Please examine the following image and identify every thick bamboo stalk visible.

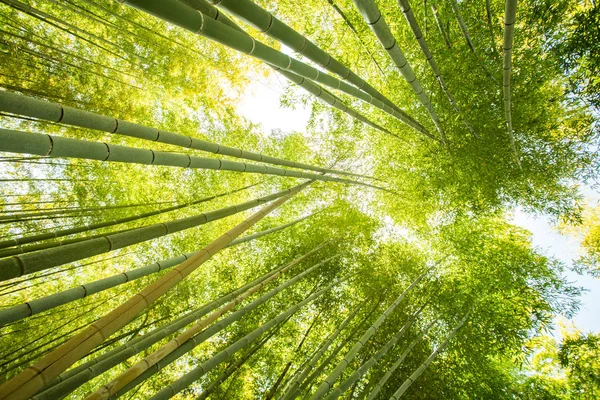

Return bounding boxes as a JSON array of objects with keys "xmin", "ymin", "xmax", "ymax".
[
  {"xmin": 149, "ymin": 284, "xmax": 334, "ymax": 400},
  {"xmin": 0, "ymin": 91, "xmax": 369, "ymax": 180},
  {"xmin": 179, "ymin": 0, "xmax": 395, "ymax": 139},
  {"xmin": 0, "ymin": 180, "xmax": 262, "ymax": 251},
  {"xmin": 0, "ymin": 181, "xmax": 260, "ymax": 251},
  {"xmin": 389, "ymin": 310, "xmax": 472, "ymax": 399},
  {"xmin": 365, "ymin": 320, "xmax": 435, "ymax": 400},
  {"xmin": 227, "ymin": 211, "xmax": 319, "ymax": 247},
  {"xmin": 0, "ymin": 184, "xmax": 306, "ymax": 400},
  {"xmin": 308, "ymin": 271, "xmax": 428, "ymax": 400},
  {"xmin": 118, "ymin": 0, "xmax": 434, "ymax": 139},
  {"xmin": 397, "ymin": 0, "xmax": 477, "ymax": 137},
  {"xmin": 207, "ymin": 0, "xmax": 402, "ymax": 115},
  {"xmin": 503, "ymin": 0, "xmax": 522, "ymax": 168},
  {"xmin": 32, "ymin": 258, "xmax": 294, "ymax": 400},
  {"xmin": 0, "ymin": 182, "xmax": 310, "ymax": 282},
  {"xmin": 324, "ymin": 302, "xmax": 428, "ymax": 400},
  {"xmin": 0, "ymin": 128, "xmax": 390, "ymax": 194},
  {"xmin": 352, "ymin": 0, "xmax": 447, "ymax": 144},
  {"xmin": 279, "ymin": 302, "xmax": 365, "ymax": 400},
  {"xmin": 87, "ymin": 245, "xmax": 332, "ymax": 399}
]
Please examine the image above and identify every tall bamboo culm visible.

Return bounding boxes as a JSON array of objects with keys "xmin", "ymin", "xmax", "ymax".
[
  {"xmin": 352, "ymin": 0, "xmax": 447, "ymax": 144},
  {"xmin": 86, "ymin": 244, "xmax": 333, "ymax": 399},
  {"xmin": 502, "ymin": 0, "xmax": 522, "ymax": 168},
  {"xmin": 32, "ymin": 256, "xmax": 302, "ymax": 400},
  {"xmin": 149, "ymin": 283, "xmax": 335, "ymax": 400},
  {"xmin": 0, "ymin": 180, "xmax": 262, "ymax": 251},
  {"xmin": 0, "ymin": 91, "xmax": 366, "ymax": 179},
  {"xmin": 0, "ymin": 128, "xmax": 389, "ymax": 193},
  {"xmin": 365, "ymin": 321, "xmax": 435, "ymax": 400},
  {"xmin": 279, "ymin": 301, "xmax": 365, "ymax": 400},
  {"xmin": 0, "ymin": 183, "xmax": 307, "ymax": 400},
  {"xmin": 177, "ymin": 0, "xmax": 396, "ymax": 140},
  {"xmin": 207, "ymin": 0, "xmax": 406, "ymax": 116},
  {"xmin": 324, "ymin": 302, "xmax": 428, "ymax": 400}
]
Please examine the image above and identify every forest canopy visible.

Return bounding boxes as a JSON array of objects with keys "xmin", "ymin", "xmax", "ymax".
[{"xmin": 0, "ymin": 0, "xmax": 598, "ymax": 399}]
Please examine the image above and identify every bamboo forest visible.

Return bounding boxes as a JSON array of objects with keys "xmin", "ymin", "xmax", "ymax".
[{"xmin": 1, "ymin": 0, "xmax": 600, "ymax": 398}]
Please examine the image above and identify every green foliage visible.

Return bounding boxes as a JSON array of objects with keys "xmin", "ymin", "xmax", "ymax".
[{"xmin": 0, "ymin": 0, "xmax": 598, "ymax": 399}]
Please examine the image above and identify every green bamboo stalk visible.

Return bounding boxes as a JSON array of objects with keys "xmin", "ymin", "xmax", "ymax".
[
  {"xmin": 324, "ymin": 0, "xmax": 385, "ymax": 76},
  {"xmin": 365, "ymin": 321, "xmax": 435, "ymax": 400},
  {"xmin": 486, "ymin": 0, "xmax": 497, "ymax": 53},
  {"xmin": 272, "ymin": 68, "xmax": 397, "ymax": 139},
  {"xmin": 279, "ymin": 302, "xmax": 365, "ymax": 400},
  {"xmin": 430, "ymin": 1, "xmax": 451, "ymax": 48},
  {"xmin": 148, "ymin": 284, "xmax": 334, "ymax": 400},
  {"xmin": 113, "ymin": 259, "xmax": 337, "ymax": 398},
  {"xmin": 207, "ymin": 0, "xmax": 402, "ymax": 115},
  {"xmin": 0, "ymin": 186, "xmax": 306, "ymax": 400},
  {"xmin": 0, "ymin": 91, "xmax": 371, "ymax": 180},
  {"xmin": 352, "ymin": 0, "xmax": 447, "ymax": 144},
  {"xmin": 0, "ymin": 180, "xmax": 262, "ymax": 251},
  {"xmin": 503, "ymin": 0, "xmax": 522, "ymax": 169},
  {"xmin": 0, "ymin": 128, "xmax": 391, "ymax": 194},
  {"xmin": 0, "ymin": 182, "xmax": 309, "ymax": 282},
  {"xmin": 324, "ymin": 302, "xmax": 428, "ymax": 400},
  {"xmin": 308, "ymin": 271, "xmax": 428, "ymax": 400},
  {"xmin": 118, "ymin": 0, "xmax": 434, "ymax": 139},
  {"xmin": 178, "ymin": 1, "xmax": 396, "ymax": 140},
  {"xmin": 389, "ymin": 310, "xmax": 472, "ymax": 399},
  {"xmin": 397, "ymin": 0, "xmax": 477, "ymax": 137},
  {"xmin": 32, "ymin": 258, "xmax": 293, "ymax": 400},
  {"xmin": 227, "ymin": 211, "xmax": 320, "ymax": 247},
  {"xmin": 87, "ymin": 245, "xmax": 332, "ymax": 399}
]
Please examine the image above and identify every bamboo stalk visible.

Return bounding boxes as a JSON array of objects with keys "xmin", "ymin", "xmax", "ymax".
[
  {"xmin": 364, "ymin": 320, "xmax": 435, "ymax": 400},
  {"xmin": 279, "ymin": 302, "xmax": 364, "ymax": 400},
  {"xmin": 32, "ymin": 258, "xmax": 295, "ymax": 399},
  {"xmin": 0, "ymin": 183, "xmax": 307, "ymax": 400},
  {"xmin": 0, "ymin": 180, "xmax": 262, "ymax": 251},
  {"xmin": 503, "ymin": 0, "xmax": 522, "ymax": 169},
  {"xmin": 208, "ymin": 0, "xmax": 402, "ymax": 115},
  {"xmin": 397, "ymin": 0, "xmax": 477, "ymax": 137},
  {"xmin": 352, "ymin": 0, "xmax": 447, "ymax": 144},
  {"xmin": 324, "ymin": 302, "xmax": 428, "ymax": 399}
]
